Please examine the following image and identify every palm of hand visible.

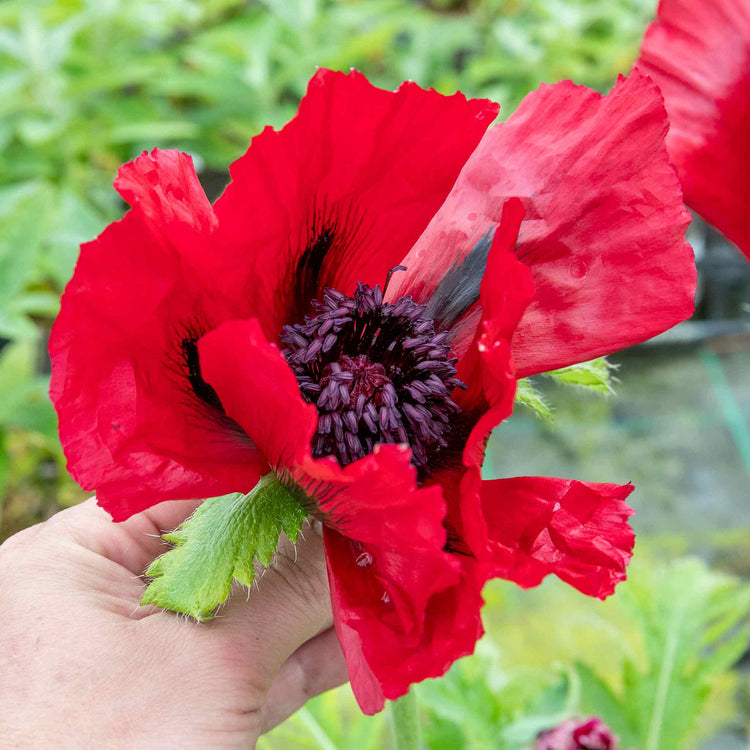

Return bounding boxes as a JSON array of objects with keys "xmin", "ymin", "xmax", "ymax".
[{"xmin": 0, "ymin": 498, "xmax": 346, "ymax": 749}]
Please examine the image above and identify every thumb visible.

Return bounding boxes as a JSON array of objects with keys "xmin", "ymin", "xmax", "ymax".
[
  {"xmin": 198, "ymin": 520, "xmax": 334, "ymax": 681},
  {"xmin": 139, "ymin": 518, "xmax": 344, "ymax": 726}
]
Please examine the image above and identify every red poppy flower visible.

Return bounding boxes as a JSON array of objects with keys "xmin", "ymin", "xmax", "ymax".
[
  {"xmin": 638, "ymin": 0, "xmax": 750, "ymax": 260},
  {"xmin": 50, "ymin": 69, "xmax": 694, "ymax": 714}
]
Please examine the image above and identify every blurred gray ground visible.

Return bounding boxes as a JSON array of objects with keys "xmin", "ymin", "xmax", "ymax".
[{"xmin": 487, "ymin": 341, "xmax": 750, "ymax": 544}]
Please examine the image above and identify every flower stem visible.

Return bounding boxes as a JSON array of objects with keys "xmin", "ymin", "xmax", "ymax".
[{"xmin": 389, "ymin": 689, "xmax": 422, "ymax": 750}]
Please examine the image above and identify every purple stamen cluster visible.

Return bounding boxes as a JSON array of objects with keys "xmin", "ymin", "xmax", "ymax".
[{"xmin": 280, "ymin": 282, "xmax": 465, "ymax": 470}]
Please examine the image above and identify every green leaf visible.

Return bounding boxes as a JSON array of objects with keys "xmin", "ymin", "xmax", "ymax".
[
  {"xmin": 141, "ymin": 473, "xmax": 307, "ymax": 621},
  {"xmin": 0, "ymin": 311, "xmax": 37, "ymax": 341},
  {"xmin": 546, "ymin": 357, "xmax": 615, "ymax": 394},
  {"xmin": 514, "ymin": 378, "xmax": 554, "ymax": 421},
  {"xmin": 6, "ymin": 290, "xmax": 61, "ymax": 319}
]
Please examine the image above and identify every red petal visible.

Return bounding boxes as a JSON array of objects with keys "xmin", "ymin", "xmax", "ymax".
[
  {"xmin": 50, "ymin": 150, "xmax": 266, "ymax": 521},
  {"xmin": 324, "ymin": 584, "xmax": 384, "ymax": 714},
  {"xmin": 427, "ymin": 201, "xmax": 532, "ymax": 562},
  {"xmin": 213, "ymin": 69, "xmax": 498, "ymax": 338},
  {"xmin": 308, "ymin": 446, "xmax": 458, "ymax": 674},
  {"xmin": 457, "ymin": 199, "xmax": 534, "ymax": 467},
  {"xmin": 481, "ymin": 476, "xmax": 636, "ymax": 599},
  {"xmin": 325, "ymin": 528, "xmax": 484, "ymax": 713},
  {"xmin": 638, "ymin": 0, "xmax": 750, "ymax": 260},
  {"xmin": 115, "ymin": 148, "xmax": 216, "ymax": 242},
  {"xmin": 198, "ymin": 318, "xmax": 318, "ymax": 472},
  {"xmin": 393, "ymin": 71, "xmax": 695, "ymax": 377}
]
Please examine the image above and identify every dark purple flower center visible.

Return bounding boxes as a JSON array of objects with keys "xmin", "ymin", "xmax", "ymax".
[{"xmin": 280, "ymin": 280, "xmax": 465, "ymax": 470}]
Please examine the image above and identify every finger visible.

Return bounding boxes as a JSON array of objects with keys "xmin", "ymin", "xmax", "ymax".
[
  {"xmin": 121, "ymin": 498, "xmax": 203, "ymax": 570},
  {"xmin": 136, "ymin": 498, "xmax": 205, "ymax": 536},
  {"xmin": 136, "ymin": 521, "xmax": 338, "ymax": 717},
  {"xmin": 42, "ymin": 497, "xmax": 202, "ymax": 576},
  {"xmin": 260, "ymin": 626, "xmax": 349, "ymax": 734}
]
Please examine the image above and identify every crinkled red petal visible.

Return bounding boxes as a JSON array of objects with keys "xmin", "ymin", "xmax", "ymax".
[
  {"xmin": 115, "ymin": 148, "xmax": 217, "ymax": 246},
  {"xmin": 481, "ymin": 476, "xmax": 636, "ymax": 599},
  {"xmin": 325, "ymin": 527, "xmax": 485, "ymax": 714},
  {"xmin": 213, "ymin": 68, "xmax": 499, "ymax": 339},
  {"xmin": 304, "ymin": 444, "xmax": 464, "ymax": 707},
  {"xmin": 49, "ymin": 150, "xmax": 266, "ymax": 521},
  {"xmin": 638, "ymin": 0, "xmax": 750, "ymax": 260},
  {"xmin": 454, "ymin": 200, "xmax": 533, "ymax": 530},
  {"xmin": 457, "ymin": 199, "xmax": 533, "ymax": 443},
  {"xmin": 393, "ymin": 70, "xmax": 695, "ymax": 377}
]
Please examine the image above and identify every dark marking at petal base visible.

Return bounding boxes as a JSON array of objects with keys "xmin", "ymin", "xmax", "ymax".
[
  {"xmin": 444, "ymin": 533, "xmax": 476, "ymax": 557},
  {"xmin": 297, "ymin": 227, "xmax": 334, "ymax": 297},
  {"xmin": 425, "ymin": 227, "xmax": 494, "ymax": 331},
  {"xmin": 288, "ymin": 200, "xmax": 373, "ymax": 323},
  {"xmin": 181, "ymin": 337, "xmax": 223, "ymax": 411}
]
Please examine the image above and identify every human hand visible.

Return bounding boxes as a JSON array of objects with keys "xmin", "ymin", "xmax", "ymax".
[{"xmin": 0, "ymin": 498, "xmax": 347, "ymax": 749}]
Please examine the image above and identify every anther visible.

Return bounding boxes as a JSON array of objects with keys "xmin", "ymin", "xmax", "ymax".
[{"xmin": 280, "ymin": 279, "xmax": 464, "ymax": 472}]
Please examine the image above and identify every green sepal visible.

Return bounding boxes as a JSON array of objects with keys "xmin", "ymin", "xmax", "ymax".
[
  {"xmin": 545, "ymin": 357, "xmax": 615, "ymax": 394},
  {"xmin": 141, "ymin": 473, "xmax": 307, "ymax": 621},
  {"xmin": 514, "ymin": 378, "xmax": 554, "ymax": 422}
]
